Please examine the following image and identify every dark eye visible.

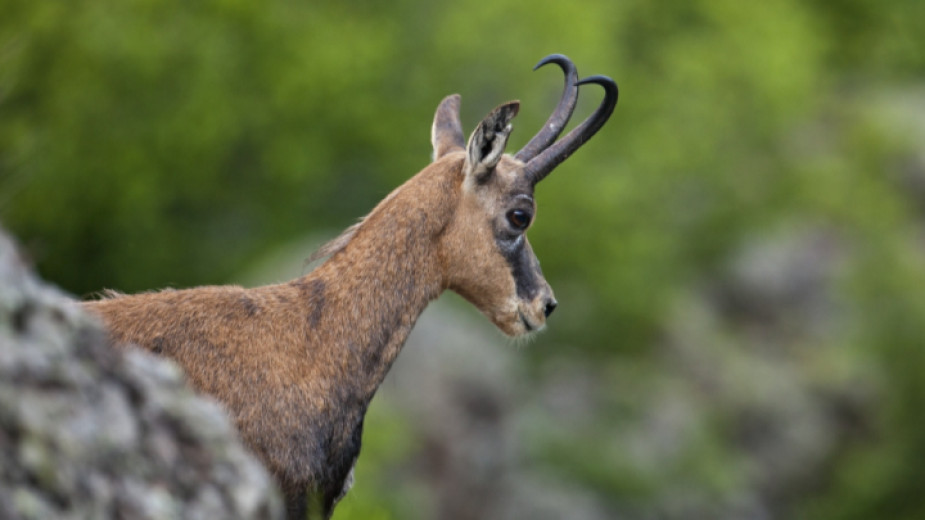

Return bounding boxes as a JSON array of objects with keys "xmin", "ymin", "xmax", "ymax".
[{"xmin": 506, "ymin": 209, "xmax": 532, "ymax": 230}]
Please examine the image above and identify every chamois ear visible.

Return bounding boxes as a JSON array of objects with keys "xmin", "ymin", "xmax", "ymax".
[
  {"xmin": 432, "ymin": 94, "xmax": 466, "ymax": 160},
  {"xmin": 464, "ymin": 101, "xmax": 520, "ymax": 182}
]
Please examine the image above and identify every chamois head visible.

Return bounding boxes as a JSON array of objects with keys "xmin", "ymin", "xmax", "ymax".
[{"xmin": 431, "ymin": 54, "xmax": 618, "ymax": 337}]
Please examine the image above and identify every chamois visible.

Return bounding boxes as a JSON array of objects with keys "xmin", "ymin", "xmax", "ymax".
[{"xmin": 83, "ymin": 54, "xmax": 617, "ymax": 519}]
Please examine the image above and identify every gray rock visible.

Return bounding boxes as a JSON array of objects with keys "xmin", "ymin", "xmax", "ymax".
[{"xmin": 0, "ymin": 228, "xmax": 282, "ymax": 519}]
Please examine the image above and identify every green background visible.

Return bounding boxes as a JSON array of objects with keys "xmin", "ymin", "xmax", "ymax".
[{"xmin": 3, "ymin": 0, "xmax": 925, "ymax": 518}]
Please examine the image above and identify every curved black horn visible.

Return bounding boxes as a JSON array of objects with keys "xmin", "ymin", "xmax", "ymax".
[
  {"xmin": 523, "ymin": 74, "xmax": 618, "ymax": 185},
  {"xmin": 514, "ymin": 54, "xmax": 580, "ymax": 163}
]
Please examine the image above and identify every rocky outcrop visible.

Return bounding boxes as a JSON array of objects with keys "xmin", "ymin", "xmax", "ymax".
[{"xmin": 0, "ymin": 229, "xmax": 282, "ymax": 519}]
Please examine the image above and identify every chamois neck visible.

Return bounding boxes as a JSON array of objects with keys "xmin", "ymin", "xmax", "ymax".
[{"xmin": 298, "ymin": 161, "xmax": 462, "ymax": 396}]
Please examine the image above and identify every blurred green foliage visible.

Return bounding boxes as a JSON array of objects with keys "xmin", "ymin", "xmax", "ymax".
[{"xmin": 3, "ymin": 0, "xmax": 925, "ymax": 518}]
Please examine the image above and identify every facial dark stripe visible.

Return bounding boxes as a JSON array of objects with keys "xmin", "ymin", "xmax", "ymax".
[{"xmin": 497, "ymin": 235, "xmax": 542, "ymax": 300}]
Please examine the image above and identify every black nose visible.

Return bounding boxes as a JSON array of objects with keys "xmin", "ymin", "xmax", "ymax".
[{"xmin": 544, "ymin": 298, "xmax": 558, "ymax": 318}]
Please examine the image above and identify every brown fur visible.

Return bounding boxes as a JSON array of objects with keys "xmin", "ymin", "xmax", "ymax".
[{"xmin": 83, "ymin": 94, "xmax": 560, "ymax": 519}]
